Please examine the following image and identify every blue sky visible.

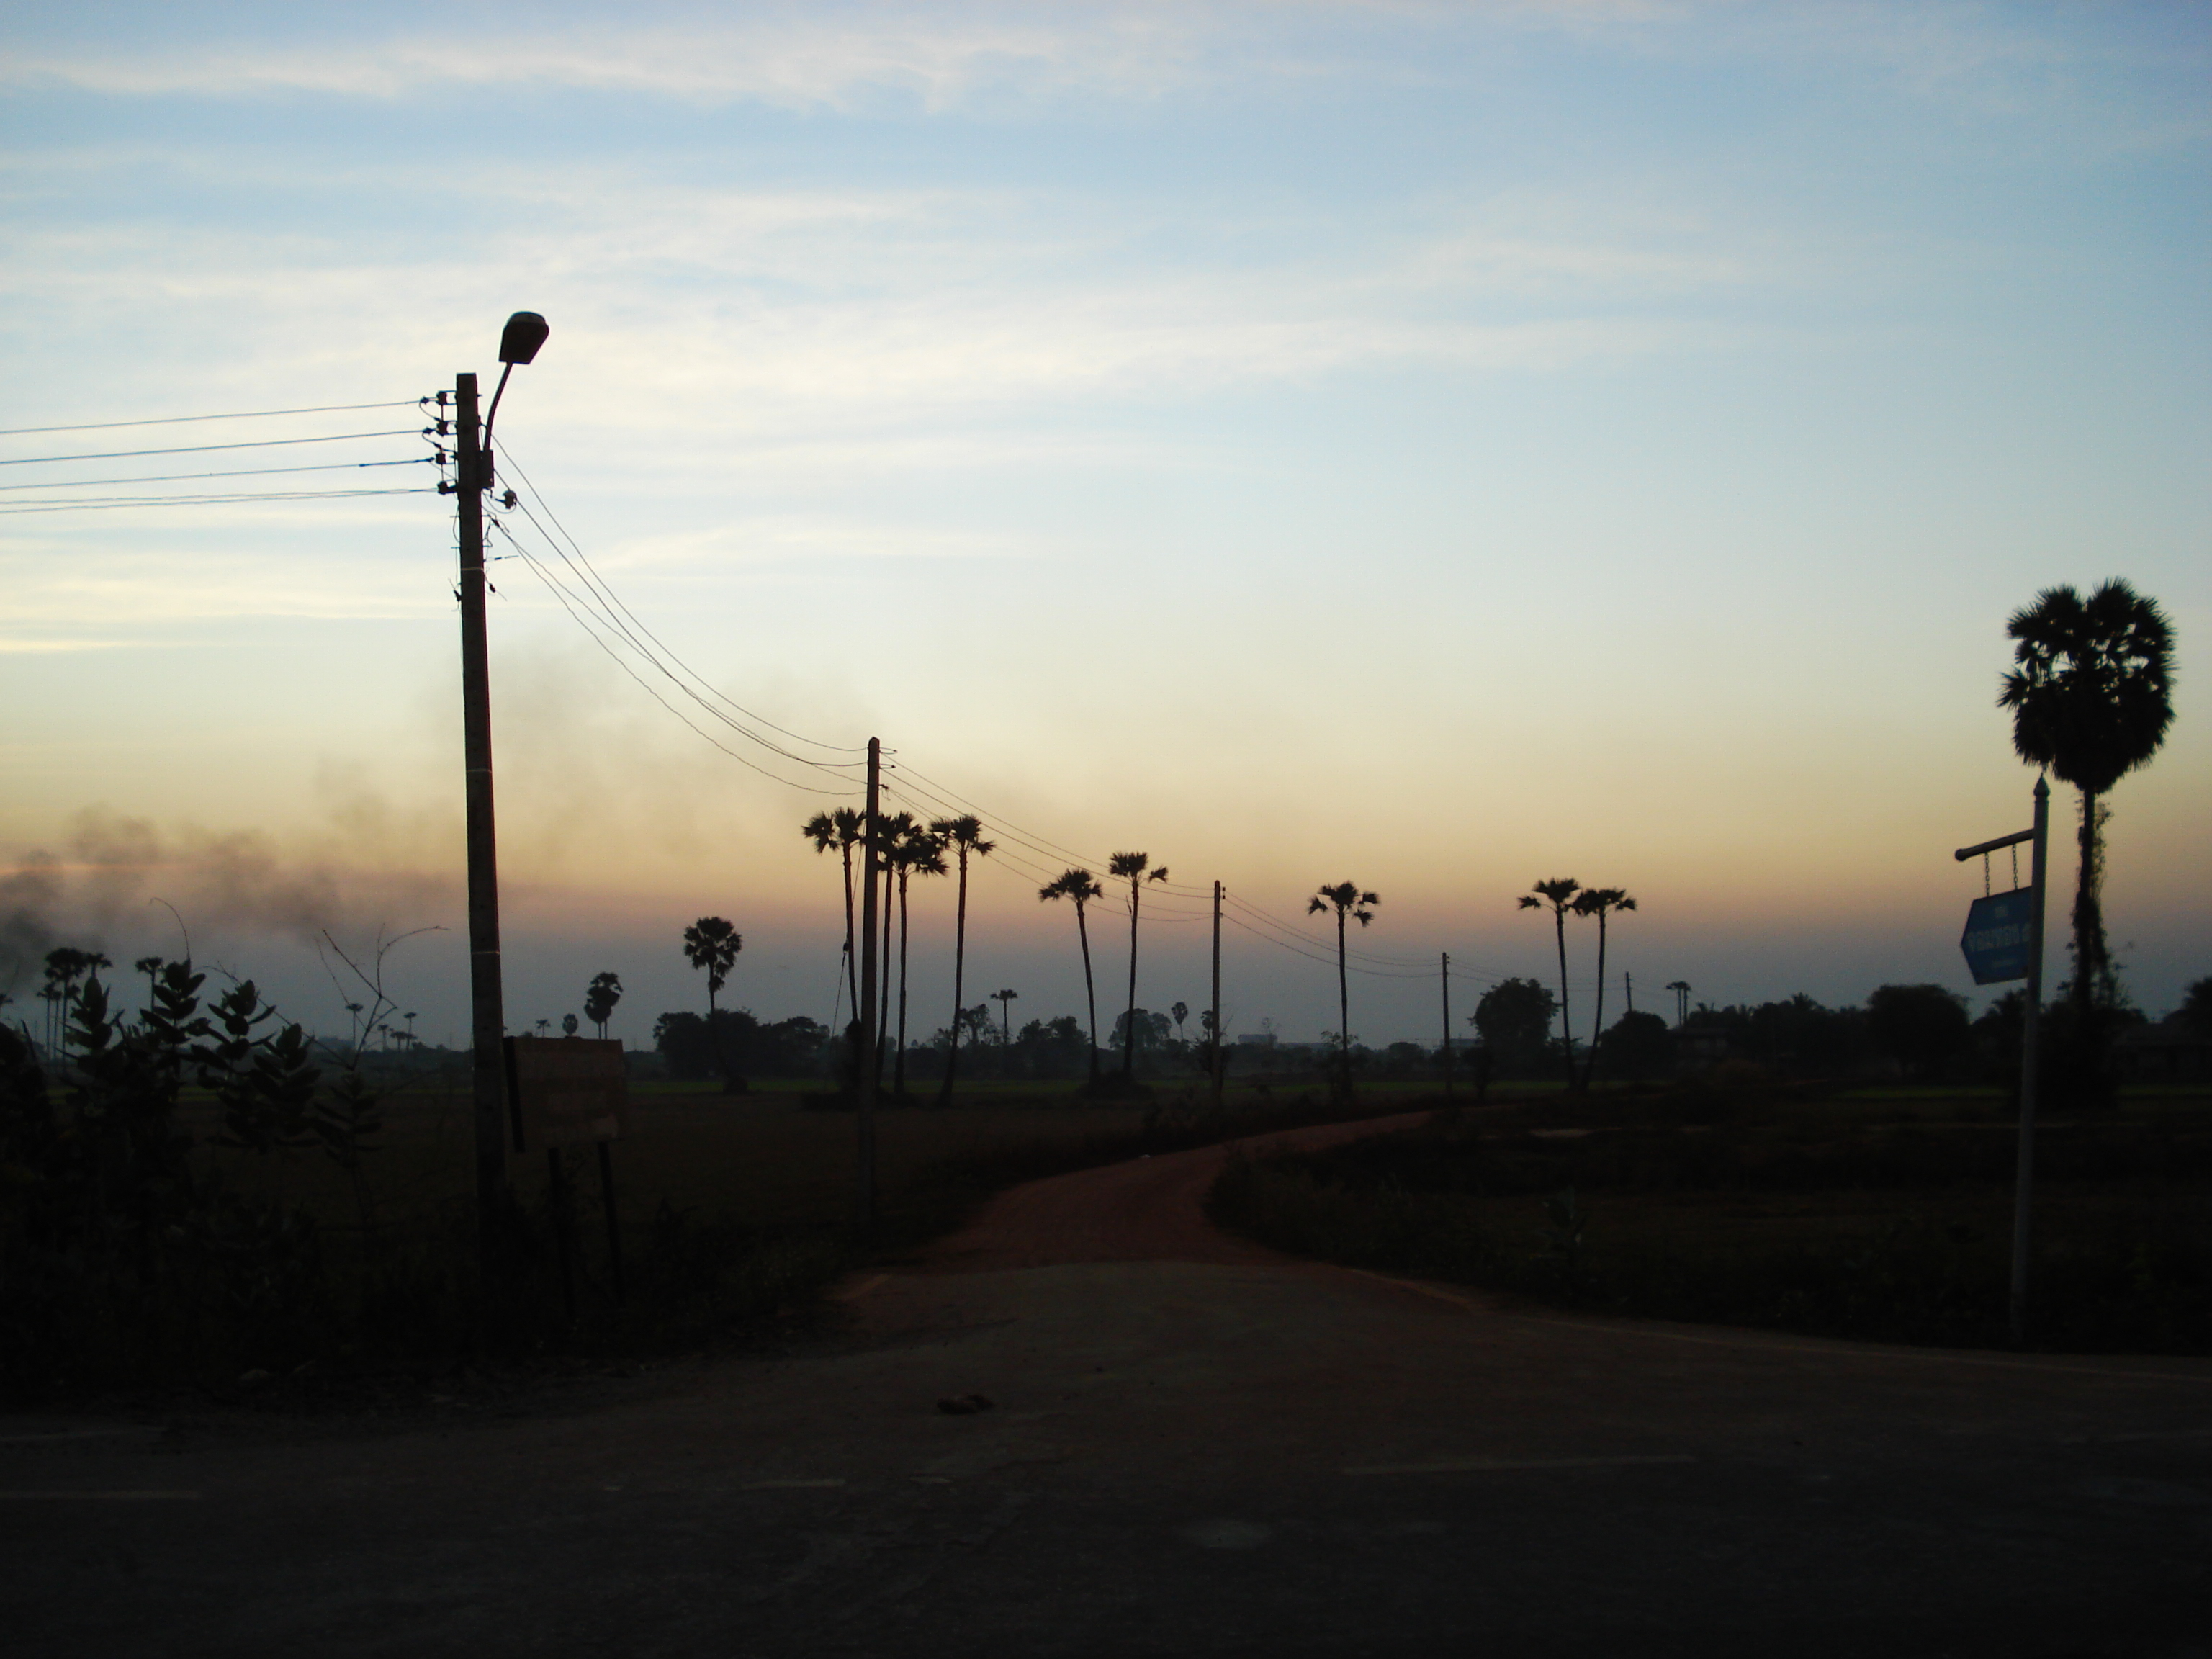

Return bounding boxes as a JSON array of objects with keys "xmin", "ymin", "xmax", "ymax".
[{"xmin": 2, "ymin": 2, "xmax": 2206, "ymax": 1046}]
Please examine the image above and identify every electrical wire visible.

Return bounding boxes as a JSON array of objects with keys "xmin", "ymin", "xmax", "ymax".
[
  {"xmin": 0, "ymin": 457, "xmax": 432, "ymax": 493},
  {"xmin": 495, "ymin": 446, "xmax": 867, "ymax": 759},
  {"xmin": 490, "ymin": 503, "xmax": 863, "ymax": 780},
  {"xmin": 493, "ymin": 523, "xmax": 863, "ymax": 797},
  {"xmin": 0, "ymin": 430, "xmax": 424, "ymax": 467},
  {"xmin": 0, "ymin": 487, "xmax": 434, "ymax": 515},
  {"xmin": 0, "ymin": 400, "xmax": 422, "ymax": 438}
]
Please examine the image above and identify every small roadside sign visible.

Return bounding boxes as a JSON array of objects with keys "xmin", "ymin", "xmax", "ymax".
[
  {"xmin": 1959, "ymin": 889, "xmax": 2033, "ymax": 985},
  {"xmin": 504, "ymin": 1035, "xmax": 627, "ymax": 1151}
]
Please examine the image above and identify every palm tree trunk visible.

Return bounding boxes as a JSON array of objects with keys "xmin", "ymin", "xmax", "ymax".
[
  {"xmin": 894, "ymin": 869, "xmax": 912, "ymax": 1099},
  {"xmin": 2072, "ymin": 787, "xmax": 2106, "ymax": 1014},
  {"xmin": 705, "ymin": 984, "xmax": 731, "ymax": 1089},
  {"xmin": 1123, "ymin": 881, "xmax": 1141, "ymax": 1079},
  {"xmin": 1337, "ymin": 909, "xmax": 1352, "ymax": 1086},
  {"xmin": 840, "ymin": 844, "xmax": 858, "ymax": 1015},
  {"xmin": 1552, "ymin": 908, "xmax": 1575, "ymax": 1092},
  {"xmin": 1583, "ymin": 914, "xmax": 1609, "ymax": 1092},
  {"xmin": 938, "ymin": 850, "xmax": 969, "ymax": 1107},
  {"xmin": 1076, "ymin": 904, "xmax": 1100, "ymax": 1083}
]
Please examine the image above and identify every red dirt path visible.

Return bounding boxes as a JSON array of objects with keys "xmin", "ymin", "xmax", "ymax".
[{"xmin": 912, "ymin": 1108, "xmax": 1435, "ymax": 1272}]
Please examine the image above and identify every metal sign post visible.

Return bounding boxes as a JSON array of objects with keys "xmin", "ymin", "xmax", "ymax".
[{"xmin": 1953, "ymin": 775, "xmax": 2049, "ymax": 1346}]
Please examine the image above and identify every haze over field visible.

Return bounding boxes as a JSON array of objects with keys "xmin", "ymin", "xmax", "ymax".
[{"xmin": 2, "ymin": 1, "xmax": 2206, "ymax": 1046}]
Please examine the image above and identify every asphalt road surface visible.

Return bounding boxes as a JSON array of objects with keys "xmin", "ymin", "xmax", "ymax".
[{"xmin": 6, "ymin": 1112, "xmax": 2208, "ymax": 1658}]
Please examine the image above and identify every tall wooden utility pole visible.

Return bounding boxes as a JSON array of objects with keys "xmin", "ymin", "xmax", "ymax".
[
  {"xmin": 454, "ymin": 370, "xmax": 510, "ymax": 1260},
  {"xmin": 854, "ymin": 739, "xmax": 881, "ymax": 1236},
  {"xmin": 1210, "ymin": 881, "xmax": 1223, "ymax": 1107},
  {"xmin": 1440, "ymin": 951, "xmax": 1453, "ymax": 1103}
]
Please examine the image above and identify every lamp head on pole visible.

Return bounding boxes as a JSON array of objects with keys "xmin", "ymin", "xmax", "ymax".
[{"xmin": 498, "ymin": 311, "xmax": 550, "ymax": 366}]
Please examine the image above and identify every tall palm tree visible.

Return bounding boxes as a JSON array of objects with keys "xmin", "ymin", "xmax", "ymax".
[
  {"xmin": 802, "ymin": 808, "xmax": 866, "ymax": 1017},
  {"xmin": 992, "ymin": 988, "xmax": 1019, "ymax": 1045},
  {"xmin": 1107, "ymin": 850, "xmax": 1169, "ymax": 1080},
  {"xmin": 1308, "ymin": 881, "xmax": 1380, "ymax": 1090},
  {"xmin": 681, "ymin": 916, "xmax": 744, "ymax": 1093},
  {"xmin": 1518, "ymin": 878, "xmax": 1582, "ymax": 1090},
  {"xmin": 134, "ymin": 955, "xmax": 163, "ymax": 1020},
  {"xmin": 890, "ymin": 825, "xmax": 946, "ymax": 1098},
  {"xmin": 871, "ymin": 811, "xmax": 917, "ymax": 1076},
  {"xmin": 930, "ymin": 815, "xmax": 998, "ymax": 1105},
  {"xmin": 1039, "ymin": 868, "xmax": 1106, "ymax": 1083},
  {"xmin": 1664, "ymin": 981, "xmax": 1691, "ymax": 1028},
  {"xmin": 584, "ymin": 971, "xmax": 623, "ymax": 1040},
  {"xmin": 1999, "ymin": 580, "xmax": 2175, "ymax": 1024},
  {"xmin": 1570, "ymin": 886, "xmax": 1637, "ymax": 1089}
]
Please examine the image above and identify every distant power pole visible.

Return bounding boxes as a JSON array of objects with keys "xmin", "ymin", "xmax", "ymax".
[
  {"xmin": 1440, "ymin": 952, "xmax": 1453, "ymax": 1103},
  {"xmin": 1210, "ymin": 881, "xmax": 1223, "ymax": 1107},
  {"xmin": 854, "ymin": 739, "xmax": 881, "ymax": 1237}
]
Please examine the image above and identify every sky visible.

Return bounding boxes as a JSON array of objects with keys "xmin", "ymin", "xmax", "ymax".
[{"xmin": 2, "ymin": 1, "xmax": 2206, "ymax": 1051}]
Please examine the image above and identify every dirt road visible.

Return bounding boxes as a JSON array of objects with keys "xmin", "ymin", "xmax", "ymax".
[{"xmin": 6, "ymin": 1113, "xmax": 2209, "ymax": 1657}]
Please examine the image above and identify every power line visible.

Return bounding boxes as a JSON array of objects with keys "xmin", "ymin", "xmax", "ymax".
[
  {"xmin": 0, "ymin": 487, "xmax": 434, "ymax": 516},
  {"xmin": 495, "ymin": 446, "xmax": 868, "ymax": 759},
  {"xmin": 0, "ymin": 457, "xmax": 432, "ymax": 493},
  {"xmin": 0, "ymin": 400, "xmax": 421, "ymax": 438},
  {"xmin": 0, "ymin": 430, "xmax": 424, "ymax": 467}
]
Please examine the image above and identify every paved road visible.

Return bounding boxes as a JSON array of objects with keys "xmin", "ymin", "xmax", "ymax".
[{"xmin": 6, "ymin": 1115, "xmax": 2209, "ymax": 1657}]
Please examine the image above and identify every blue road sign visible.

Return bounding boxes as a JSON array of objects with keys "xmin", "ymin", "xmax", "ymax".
[{"xmin": 1960, "ymin": 889, "xmax": 2033, "ymax": 985}]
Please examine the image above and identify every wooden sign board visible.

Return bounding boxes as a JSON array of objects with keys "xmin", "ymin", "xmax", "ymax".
[{"xmin": 504, "ymin": 1036, "xmax": 627, "ymax": 1151}]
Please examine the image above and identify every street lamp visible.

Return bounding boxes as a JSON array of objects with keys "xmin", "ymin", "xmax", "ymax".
[{"xmin": 454, "ymin": 311, "xmax": 547, "ymax": 1279}]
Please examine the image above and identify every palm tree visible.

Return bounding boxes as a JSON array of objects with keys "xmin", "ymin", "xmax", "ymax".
[
  {"xmin": 1999, "ymin": 580, "xmax": 2176, "ymax": 1027},
  {"xmin": 1039, "ymin": 868, "xmax": 1106, "ymax": 1083},
  {"xmin": 584, "ymin": 971, "xmax": 622, "ymax": 1040},
  {"xmin": 1570, "ymin": 886, "xmax": 1637, "ymax": 1089},
  {"xmin": 681, "ymin": 915, "xmax": 744, "ymax": 1093},
  {"xmin": 869, "ymin": 812, "xmax": 917, "ymax": 1077},
  {"xmin": 992, "ymin": 988, "xmax": 1019, "ymax": 1045},
  {"xmin": 134, "ymin": 955, "xmax": 163, "ymax": 1020},
  {"xmin": 930, "ymin": 815, "xmax": 998, "ymax": 1105},
  {"xmin": 1518, "ymin": 878, "xmax": 1582, "ymax": 1090},
  {"xmin": 1107, "ymin": 851, "xmax": 1169, "ymax": 1080},
  {"xmin": 1172, "ymin": 1000, "xmax": 1190, "ymax": 1043},
  {"xmin": 1308, "ymin": 881, "xmax": 1380, "ymax": 1091},
  {"xmin": 803, "ymin": 807, "xmax": 866, "ymax": 1018},
  {"xmin": 890, "ymin": 825, "xmax": 946, "ymax": 1098},
  {"xmin": 1664, "ymin": 981, "xmax": 1690, "ymax": 1028}
]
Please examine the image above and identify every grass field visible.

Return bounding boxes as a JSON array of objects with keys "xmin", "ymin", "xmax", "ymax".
[{"xmin": 1209, "ymin": 1081, "xmax": 2212, "ymax": 1354}]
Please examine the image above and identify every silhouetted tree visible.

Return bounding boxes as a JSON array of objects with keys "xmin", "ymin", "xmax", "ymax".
[
  {"xmin": 890, "ymin": 825, "xmax": 946, "ymax": 1097},
  {"xmin": 2178, "ymin": 977, "xmax": 2212, "ymax": 1035},
  {"xmin": 1570, "ymin": 886, "xmax": 1637, "ymax": 1089},
  {"xmin": 803, "ymin": 808, "xmax": 866, "ymax": 1018},
  {"xmin": 681, "ymin": 916, "xmax": 745, "ymax": 1093},
  {"xmin": 2000, "ymin": 580, "xmax": 2175, "ymax": 1090},
  {"xmin": 560, "ymin": 1013, "xmax": 579, "ymax": 1038},
  {"xmin": 583, "ymin": 971, "xmax": 622, "ymax": 1040},
  {"xmin": 1040, "ymin": 868, "xmax": 1106, "ymax": 1083},
  {"xmin": 1172, "ymin": 1000, "xmax": 1190, "ymax": 1043},
  {"xmin": 133, "ymin": 956, "xmax": 163, "ymax": 1019},
  {"xmin": 1598, "ymin": 1010, "xmax": 1673, "ymax": 1082},
  {"xmin": 1473, "ymin": 976, "xmax": 1557, "ymax": 1078},
  {"xmin": 1108, "ymin": 851, "xmax": 1169, "ymax": 1081},
  {"xmin": 1664, "ymin": 981, "xmax": 1691, "ymax": 1028},
  {"xmin": 871, "ymin": 811, "xmax": 919, "ymax": 1078},
  {"xmin": 992, "ymin": 988, "xmax": 1019, "ymax": 1046},
  {"xmin": 1308, "ymin": 881, "xmax": 1379, "ymax": 1094},
  {"xmin": 1518, "ymin": 878, "xmax": 1583, "ymax": 1089},
  {"xmin": 931, "ymin": 815, "xmax": 997, "ymax": 1105},
  {"xmin": 1865, "ymin": 984, "xmax": 1970, "ymax": 1082}
]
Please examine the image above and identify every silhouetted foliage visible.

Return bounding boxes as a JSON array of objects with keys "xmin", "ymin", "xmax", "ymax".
[
  {"xmin": 1596, "ymin": 1010, "xmax": 1673, "ymax": 1083},
  {"xmin": 652, "ymin": 1010, "xmax": 829, "ymax": 1082},
  {"xmin": 1864, "ymin": 984, "xmax": 1971, "ymax": 1082},
  {"xmin": 1473, "ymin": 977, "xmax": 1559, "ymax": 1079}
]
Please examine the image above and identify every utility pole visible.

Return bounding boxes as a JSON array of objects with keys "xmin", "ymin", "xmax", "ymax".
[
  {"xmin": 1210, "ymin": 880, "xmax": 1223, "ymax": 1107},
  {"xmin": 854, "ymin": 739, "xmax": 881, "ymax": 1237},
  {"xmin": 1440, "ymin": 951, "xmax": 1453, "ymax": 1103},
  {"xmin": 454, "ymin": 369, "xmax": 510, "ymax": 1266},
  {"xmin": 2010, "ymin": 776, "xmax": 2049, "ymax": 1347}
]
